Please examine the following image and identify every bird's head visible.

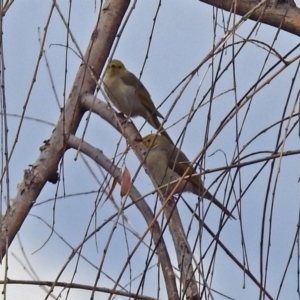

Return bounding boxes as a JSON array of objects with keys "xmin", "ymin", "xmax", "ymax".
[
  {"xmin": 142, "ymin": 134, "xmax": 167, "ymax": 148},
  {"xmin": 105, "ymin": 59, "xmax": 126, "ymax": 78}
]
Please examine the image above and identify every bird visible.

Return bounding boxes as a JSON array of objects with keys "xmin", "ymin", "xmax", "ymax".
[
  {"xmin": 103, "ymin": 59, "xmax": 172, "ymax": 142},
  {"xmin": 141, "ymin": 134, "xmax": 235, "ymax": 219}
]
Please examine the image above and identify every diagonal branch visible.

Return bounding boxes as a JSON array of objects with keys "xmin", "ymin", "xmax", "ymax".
[
  {"xmin": 81, "ymin": 94, "xmax": 200, "ymax": 299},
  {"xmin": 0, "ymin": 0, "xmax": 130, "ymax": 262},
  {"xmin": 68, "ymin": 135, "xmax": 180, "ymax": 300}
]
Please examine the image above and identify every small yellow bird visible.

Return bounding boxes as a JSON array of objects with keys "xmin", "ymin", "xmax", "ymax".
[
  {"xmin": 142, "ymin": 134, "xmax": 235, "ymax": 219},
  {"xmin": 103, "ymin": 59, "xmax": 172, "ymax": 142}
]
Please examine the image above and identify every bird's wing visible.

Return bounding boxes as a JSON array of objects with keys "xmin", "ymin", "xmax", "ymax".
[
  {"xmin": 121, "ymin": 70, "xmax": 163, "ymax": 118},
  {"xmin": 138, "ymin": 92, "xmax": 164, "ymax": 119},
  {"xmin": 167, "ymin": 146, "xmax": 200, "ymax": 187}
]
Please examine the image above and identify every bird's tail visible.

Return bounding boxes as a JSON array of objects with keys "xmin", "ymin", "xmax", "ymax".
[
  {"xmin": 202, "ymin": 189, "xmax": 236, "ymax": 220},
  {"xmin": 150, "ymin": 115, "xmax": 173, "ymax": 143}
]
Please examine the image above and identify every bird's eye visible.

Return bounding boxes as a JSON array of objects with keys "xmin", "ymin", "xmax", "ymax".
[{"xmin": 111, "ymin": 64, "xmax": 116, "ymax": 68}]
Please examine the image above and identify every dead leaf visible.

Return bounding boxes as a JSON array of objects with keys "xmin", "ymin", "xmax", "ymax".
[{"xmin": 120, "ymin": 165, "xmax": 132, "ymax": 197}]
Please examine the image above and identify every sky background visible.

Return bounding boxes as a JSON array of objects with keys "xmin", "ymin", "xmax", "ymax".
[{"xmin": 1, "ymin": 0, "xmax": 300, "ymax": 299}]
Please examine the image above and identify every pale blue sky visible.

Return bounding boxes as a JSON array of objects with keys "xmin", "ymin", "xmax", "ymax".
[{"xmin": 1, "ymin": 0, "xmax": 300, "ymax": 299}]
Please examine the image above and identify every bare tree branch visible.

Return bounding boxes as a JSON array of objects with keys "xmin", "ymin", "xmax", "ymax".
[
  {"xmin": 68, "ymin": 134, "xmax": 180, "ymax": 300},
  {"xmin": 1, "ymin": 278, "xmax": 158, "ymax": 300},
  {"xmin": 200, "ymin": 0, "xmax": 300, "ymax": 36},
  {"xmin": 81, "ymin": 94, "xmax": 200, "ymax": 299},
  {"xmin": 0, "ymin": 0, "xmax": 130, "ymax": 262}
]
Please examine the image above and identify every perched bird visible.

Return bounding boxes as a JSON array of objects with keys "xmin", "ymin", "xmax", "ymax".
[
  {"xmin": 103, "ymin": 59, "xmax": 172, "ymax": 142},
  {"xmin": 141, "ymin": 134, "xmax": 235, "ymax": 219}
]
